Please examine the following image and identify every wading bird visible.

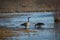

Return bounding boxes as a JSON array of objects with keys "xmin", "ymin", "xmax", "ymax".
[
  {"xmin": 35, "ymin": 23, "xmax": 44, "ymax": 28},
  {"xmin": 21, "ymin": 17, "xmax": 31, "ymax": 29}
]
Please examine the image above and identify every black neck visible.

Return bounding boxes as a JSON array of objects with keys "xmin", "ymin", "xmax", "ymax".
[{"xmin": 28, "ymin": 18, "xmax": 30, "ymax": 22}]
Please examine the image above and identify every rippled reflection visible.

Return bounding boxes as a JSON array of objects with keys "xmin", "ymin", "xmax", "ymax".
[{"xmin": 0, "ymin": 28, "xmax": 55, "ymax": 40}]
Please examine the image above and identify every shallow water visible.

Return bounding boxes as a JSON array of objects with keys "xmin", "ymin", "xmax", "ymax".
[
  {"xmin": 0, "ymin": 29, "xmax": 55, "ymax": 40},
  {"xmin": 0, "ymin": 12, "xmax": 54, "ymax": 28},
  {"xmin": 0, "ymin": 12, "xmax": 56, "ymax": 40}
]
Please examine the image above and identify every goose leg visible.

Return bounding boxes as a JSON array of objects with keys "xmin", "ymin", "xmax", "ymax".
[
  {"xmin": 25, "ymin": 26, "xmax": 27, "ymax": 29},
  {"xmin": 35, "ymin": 25, "xmax": 36, "ymax": 28},
  {"xmin": 37, "ymin": 26, "xmax": 41, "ymax": 29}
]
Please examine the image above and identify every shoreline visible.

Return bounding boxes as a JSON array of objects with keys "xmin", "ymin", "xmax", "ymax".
[{"xmin": 55, "ymin": 19, "xmax": 60, "ymax": 22}]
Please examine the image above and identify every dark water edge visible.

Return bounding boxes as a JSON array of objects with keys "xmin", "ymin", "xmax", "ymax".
[{"xmin": 54, "ymin": 22, "xmax": 60, "ymax": 40}]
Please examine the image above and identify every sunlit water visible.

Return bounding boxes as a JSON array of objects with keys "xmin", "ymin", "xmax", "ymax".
[{"xmin": 0, "ymin": 12, "xmax": 56, "ymax": 40}]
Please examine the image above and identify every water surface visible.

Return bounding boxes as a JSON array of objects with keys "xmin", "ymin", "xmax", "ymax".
[{"xmin": 0, "ymin": 12, "xmax": 56, "ymax": 40}]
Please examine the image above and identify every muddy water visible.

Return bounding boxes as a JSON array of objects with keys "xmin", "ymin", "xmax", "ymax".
[
  {"xmin": 0, "ymin": 12, "xmax": 56, "ymax": 40},
  {"xmin": 0, "ymin": 29, "xmax": 55, "ymax": 40}
]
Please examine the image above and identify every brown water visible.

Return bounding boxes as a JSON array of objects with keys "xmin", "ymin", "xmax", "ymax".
[
  {"xmin": 0, "ymin": 28, "xmax": 55, "ymax": 40},
  {"xmin": 0, "ymin": 24, "xmax": 60, "ymax": 40}
]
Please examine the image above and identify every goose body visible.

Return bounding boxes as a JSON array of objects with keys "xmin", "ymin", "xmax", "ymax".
[
  {"xmin": 35, "ymin": 23, "xmax": 44, "ymax": 28},
  {"xmin": 21, "ymin": 17, "xmax": 31, "ymax": 29}
]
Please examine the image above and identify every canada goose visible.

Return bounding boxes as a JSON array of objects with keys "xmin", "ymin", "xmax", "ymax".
[
  {"xmin": 35, "ymin": 23, "xmax": 44, "ymax": 28},
  {"xmin": 21, "ymin": 17, "xmax": 31, "ymax": 29}
]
